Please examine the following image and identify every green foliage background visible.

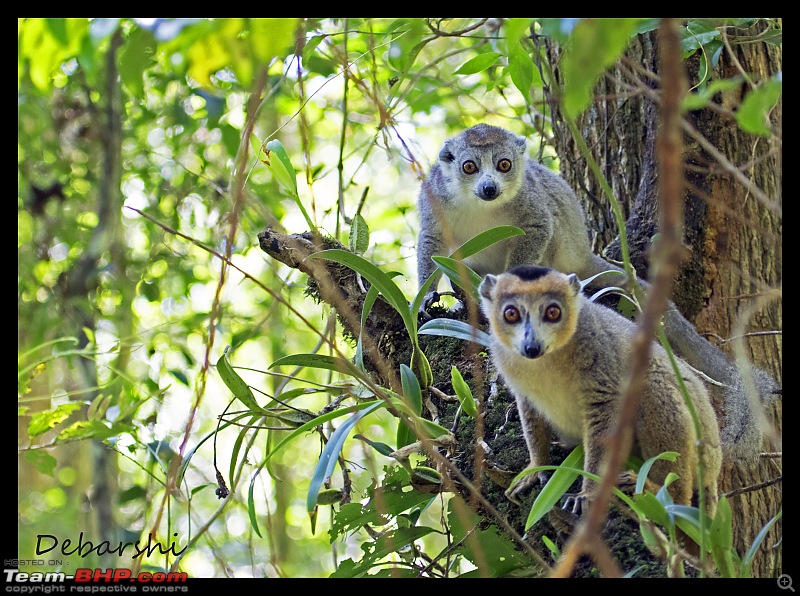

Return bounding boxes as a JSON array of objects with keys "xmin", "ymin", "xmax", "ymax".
[{"xmin": 17, "ymin": 18, "xmax": 781, "ymax": 578}]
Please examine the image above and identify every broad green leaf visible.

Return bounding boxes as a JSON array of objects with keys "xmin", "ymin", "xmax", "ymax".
[
  {"xmin": 453, "ymin": 52, "xmax": 502, "ymax": 75},
  {"xmin": 507, "ymin": 42, "xmax": 534, "ymax": 102},
  {"xmin": 308, "ymin": 249, "xmax": 416, "ymax": 338},
  {"xmin": 447, "ymin": 499, "xmax": 532, "ymax": 577},
  {"xmin": 307, "ymin": 401, "xmax": 384, "ymax": 518},
  {"xmin": 28, "ymin": 403, "xmax": 82, "ymax": 438},
  {"xmin": 737, "ymin": 75, "xmax": 781, "ymax": 137},
  {"xmin": 216, "ymin": 347, "xmax": 266, "ymax": 413},
  {"xmin": 450, "ymin": 366, "xmax": 478, "ymax": 417},
  {"xmin": 348, "ymin": 212, "xmax": 370, "ymax": 254},
  {"xmin": 119, "ymin": 26, "xmax": 156, "ymax": 100},
  {"xmin": 418, "ymin": 318, "xmax": 491, "ymax": 347},
  {"xmin": 561, "ymin": 18, "xmax": 639, "ymax": 119},
  {"xmin": 249, "ymin": 18, "xmax": 297, "ymax": 64},
  {"xmin": 56, "ymin": 420, "xmax": 131, "ymax": 441},
  {"xmin": 524, "ymin": 444, "xmax": 584, "ymax": 530},
  {"xmin": 680, "ymin": 21, "xmax": 720, "ymax": 55},
  {"xmin": 25, "ymin": 450, "xmax": 57, "ymax": 477}
]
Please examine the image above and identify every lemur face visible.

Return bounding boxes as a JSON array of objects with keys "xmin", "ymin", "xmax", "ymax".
[
  {"xmin": 479, "ymin": 266, "xmax": 582, "ymax": 358},
  {"xmin": 438, "ymin": 124, "xmax": 527, "ymax": 203}
]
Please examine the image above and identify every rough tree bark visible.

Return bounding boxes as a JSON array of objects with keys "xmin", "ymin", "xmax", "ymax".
[{"xmin": 545, "ymin": 21, "xmax": 782, "ymax": 576}]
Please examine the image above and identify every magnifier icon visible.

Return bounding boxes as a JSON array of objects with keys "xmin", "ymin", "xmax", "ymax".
[{"xmin": 779, "ymin": 575, "xmax": 795, "ymax": 592}]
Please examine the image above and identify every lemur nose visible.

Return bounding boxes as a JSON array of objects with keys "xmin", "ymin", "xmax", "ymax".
[
  {"xmin": 522, "ymin": 342, "xmax": 541, "ymax": 359},
  {"xmin": 481, "ymin": 183, "xmax": 497, "ymax": 199}
]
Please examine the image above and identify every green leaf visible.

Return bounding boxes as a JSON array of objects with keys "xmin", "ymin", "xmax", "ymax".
[
  {"xmin": 736, "ymin": 75, "xmax": 781, "ymax": 137},
  {"xmin": 632, "ymin": 491, "xmax": 672, "ymax": 529},
  {"xmin": 447, "ymin": 499, "xmax": 532, "ymax": 577},
  {"xmin": 507, "ymin": 43, "xmax": 534, "ymax": 102},
  {"xmin": 709, "ymin": 496, "xmax": 736, "ymax": 577},
  {"xmin": 741, "ymin": 508, "xmax": 782, "ymax": 576},
  {"xmin": 453, "ymin": 52, "xmax": 502, "ymax": 75},
  {"xmin": 356, "ymin": 272, "xmax": 402, "ymax": 371},
  {"xmin": 634, "ymin": 451, "xmax": 679, "ymax": 495},
  {"xmin": 119, "ymin": 26, "xmax": 156, "ymax": 100},
  {"xmin": 329, "ymin": 468, "xmax": 434, "ymax": 541},
  {"xmin": 524, "ymin": 444, "xmax": 584, "ymax": 530},
  {"xmin": 56, "ymin": 420, "xmax": 130, "ymax": 441},
  {"xmin": 269, "ymin": 352, "xmax": 362, "ymax": 379},
  {"xmin": 25, "ymin": 450, "xmax": 57, "ymax": 477},
  {"xmin": 418, "ymin": 318, "xmax": 491, "ymax": 347},
  {"xmin": 450, "ymin": 366, "xmax": 478, "ymax": 418},
  {"xmin": 230, "ymin": 413, "xmax": 261, "ymax": 493},
  {"xmin": 306, "ymin": 401, "xmax": 384, "ymax": 519},
  {"xmin": 683, "ymin": 77, "xmax": 744, "ymax": 111},
  {"xmin": 353, "ymin": 434, "xmax": 395, "ymax": 457},
  {"xmin": 265, "ymin": 400, "xmax": 386, "ymax": 468},
  {"xmin": 216, "ymin": 347, "xmax": 266, "ymax": 414},
  {"xmin": 249, "ymin": 18, "xmax": 297, "ymax": 65},
  {"xmin": 680, "ymin": 21, "xmax": 720, "ymax": 55},
  {"xmin": 28, "ymin": 403, "xmax": 82, "ymax": 438},
  {"xmin": 247, "ymin": 468, "xmax": 263, "ymax": 538},
  {"xmin": 450, "ymin": 225, "xmax": 525, "ymax": 261},
  {"xmin": 396, "ymin": 364, "xmax": 423, "ymax": 449},
  {"xmin": 561, "ymin": 18, "xmax": 639, "ymax": 119},
  {"xmin": 348, "ymin": 213, "xmax": 370, "ymax": 254},
  {"xmin": 432, "ymin": 256, "xmax": 481, "ymax": 302},
  {"xmin": 263, "ymin": 139, "xmax": 298, "ymax": 196},
  {"xmin": 308, "ymin": 249, "xmax": 416, "ymax": 338}
]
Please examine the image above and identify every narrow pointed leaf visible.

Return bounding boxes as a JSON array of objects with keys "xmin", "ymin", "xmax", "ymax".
[
  {"xmin": 216, "ymin": 347, "xmax": 266, "ymax": 413},
  {"xmin": 418, "ymin": 318, "xmax": 491, "ymax": 347},
  {"xmin": 306, "ymin": 401, "xmax": 384, "ymax": 518}
]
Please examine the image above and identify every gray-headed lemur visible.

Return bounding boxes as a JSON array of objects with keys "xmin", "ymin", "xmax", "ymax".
[
  {"xmin": 416, "ymin": 123, "xmax": 778, "ymax": 465},
  {"xmin": 479, "ymin": 265, "xmax": 722, "ymax": 512}
]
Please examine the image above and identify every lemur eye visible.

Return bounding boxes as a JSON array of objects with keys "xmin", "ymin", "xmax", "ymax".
[
  {"xmin": 462, "ymin": 160, "xmax": 478, "ymax": 175},
  {"xmin": 543, "ymin": 304, "xmax": 562, "ymax": 322},
  {"xmin": 497, "ymin": 158, "xmax": 512, "ymax": 173},
  {"xmin": 503, "ymin": 306, "xmax": 521, "ymax": 324}
]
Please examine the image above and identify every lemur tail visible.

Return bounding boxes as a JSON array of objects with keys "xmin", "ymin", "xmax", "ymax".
[{"xmin": 581, "ymin": 253, "xmax": 780, "ymax": 461}]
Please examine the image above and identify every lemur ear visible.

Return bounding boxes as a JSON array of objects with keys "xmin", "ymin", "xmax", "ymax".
[
  {"xmin": 566, "ymin": 273, "xmax": 581, "ymax": 295},
  {"xmin": 479, "ymin": 275, "xmax": 497, "ymax": 300},
  {"xmin": 515, "ymin": 135, "xmax": 527, "ymax": 151},
  {"xmin": 438, "ymin": 142, "xmax": 455, "ymax": 163}
]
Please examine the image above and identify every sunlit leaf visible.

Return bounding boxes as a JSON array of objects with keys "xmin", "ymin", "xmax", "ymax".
[
  {"xmin": 453, "ymin": 52, "xmax": 501, "ymax": 75},
  {"xmin": 216, "ymin": 346, "xmax": 266, "ymax": 413},
  {"xmin": 561, "ymin": 18, "xmax": 639, "ymax": 119},
  {"xmin": 450, "ymin": 366, "xmax": 478, "ymax": 418}
]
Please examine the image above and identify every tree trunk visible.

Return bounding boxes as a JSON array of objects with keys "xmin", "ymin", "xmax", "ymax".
[{"xmin": 545, "ymin": 21, "xmax": 782, "ymax": 576}]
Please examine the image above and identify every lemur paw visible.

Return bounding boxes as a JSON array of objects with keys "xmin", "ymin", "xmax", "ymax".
[
  {"xmin": 562, "ymin": 492, "xmax": 588, "ymax": 516},
  {"xmin": 505, "ymin": 468, "xmax": 552, "ymax": 505},
  {"xmin": 419, "ymin": 290, "xmax": 440, "ymax": 320}
]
